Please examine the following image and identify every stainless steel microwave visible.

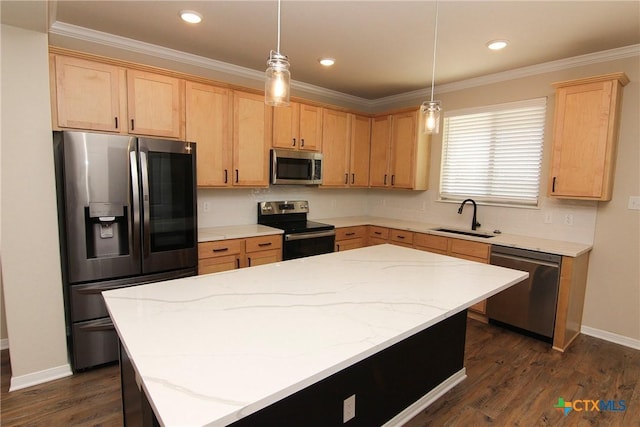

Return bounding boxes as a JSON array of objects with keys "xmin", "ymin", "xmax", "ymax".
[{"xmin": 271, "ymin": 149, "xmax": 323, "ymax": 185}]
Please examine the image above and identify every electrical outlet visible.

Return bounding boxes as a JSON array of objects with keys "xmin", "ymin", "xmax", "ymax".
[
  {"xmin": 343, "ymin": 394, "xmax": 356, "ymax": 423},
  {"xmin": 203, "ymin": 202, "xmax": 210, "ymax": 213},
  {"xmin": 628, "ymin": 196, "xmax": 640, "ymax": 211},
  {"xmin": 564, "ymin": 213, "xmax": 573, "ymax": 226},
  {"xmin": 544, "ymin": 212, "xmax": 553, "ymax": 224}
]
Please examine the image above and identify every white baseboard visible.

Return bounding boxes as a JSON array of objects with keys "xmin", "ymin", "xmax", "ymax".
[
  {"xmin": 581, "ymin": 326, "xmax": 640, "ymax": 351},
  {"xmin": 0, "ymin": 338, "xmax": 8, "ymax": 350},
  {"xmin": 9, "ymin": 363, "xmax": 73, "ymax": 392},
  {"xmin": 382, "ymin": 368, "xmax": 467, "ymax": 427}
]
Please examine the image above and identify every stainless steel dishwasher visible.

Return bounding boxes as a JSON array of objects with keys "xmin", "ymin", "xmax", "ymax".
[{"xmin": 486, "ymin": 246, "xmax": 562, "ymax": 341}]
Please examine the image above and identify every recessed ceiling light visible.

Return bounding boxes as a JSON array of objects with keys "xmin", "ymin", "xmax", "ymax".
[
  {"xmin": 319, "ymin": 58, "xmax": 335, "ymax": 67},
  {"xmin": 487, "ymin": 40, "xmax": 508, "ymax": 50},
  {"xmin": 180, "ymin": 10, "xmax": 202, "ymax": 24}
]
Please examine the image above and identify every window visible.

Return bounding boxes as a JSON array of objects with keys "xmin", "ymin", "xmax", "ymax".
[{"xmin": 439, "ymin": 97, "xmax": 547, "ymax": 207}]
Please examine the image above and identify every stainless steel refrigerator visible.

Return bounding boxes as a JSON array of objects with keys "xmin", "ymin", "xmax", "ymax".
[{"xmin": 53, "ymin": 130, "xmax": 198, "ymax": 370}]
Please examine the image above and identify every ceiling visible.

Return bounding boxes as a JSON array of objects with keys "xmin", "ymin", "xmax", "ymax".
[{"xmin": 3, "ymin": 1, "xmax": 640, "ymax": 100}]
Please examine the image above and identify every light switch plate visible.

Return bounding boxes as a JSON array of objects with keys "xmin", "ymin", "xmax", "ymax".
[
  {"xmin": 343, "ymin": 394, "xmax": 356, "ymax": 423},
  {"xmin": 628, "ymin": 196, "xmax": 640, "ymax": 211}
]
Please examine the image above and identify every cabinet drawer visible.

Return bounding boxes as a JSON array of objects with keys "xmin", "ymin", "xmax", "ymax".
[
  {"xmin": 198, "ymin": 239, "xmax": 243, "ymax": 259},
  {"xmin": 389, "ymin": 229, "xmax": 414, "ymax": 245},
  {"xmin": 449, "ymin": 239, "xmax": 489, "ymax": 261},
  {"xmin": 245, "ymin": 234, "xmax": 282, "ymax": 253},
  {"xmin": 414, "ymin": 233, "xmax": 448, "ymax": 252},
  {"xmin": 335, "ymin": 226, "xmax": 366, "ymax": 241},
  {"xmin": 368, "ymin": 226, "xmax": 389, "ymax": 240}
]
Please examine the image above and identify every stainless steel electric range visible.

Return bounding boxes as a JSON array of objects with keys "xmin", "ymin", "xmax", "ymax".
[{"xmin": 257, "ymin": 201, "xmax": 335, "ymax": 260}]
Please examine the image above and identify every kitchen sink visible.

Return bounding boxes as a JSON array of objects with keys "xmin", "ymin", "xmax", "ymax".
[{"xmin": 432, "ymin": 227, "xmax": 495, "ymax": 239}]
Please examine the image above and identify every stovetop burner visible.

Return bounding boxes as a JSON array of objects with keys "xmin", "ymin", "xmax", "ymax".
[{"xmin": 257, "ymin": 201, "xmax": 334, "ymax": 234}]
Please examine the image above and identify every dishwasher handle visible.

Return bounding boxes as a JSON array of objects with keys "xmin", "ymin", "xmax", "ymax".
[{"xmin": 490, "ymin": 252, "xmax": 560, "ymax": 269}]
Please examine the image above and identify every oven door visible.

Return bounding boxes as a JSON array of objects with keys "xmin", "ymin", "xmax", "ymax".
[{"xmin": 283, "ymin": 230, "xmax": 336, "ymax": 260}]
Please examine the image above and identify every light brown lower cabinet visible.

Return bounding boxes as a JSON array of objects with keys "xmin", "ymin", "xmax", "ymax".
[
  {"xmin": 368, "ymin": 225, "xmax": 389, "ymax": 246},
  {"xmin": 198, "ymin": 239, "xmax": 244, "ymax": 274},
  {"xmin": 335, "ymin": 226, "xmax": 367, "ymax": 252},
  {"xmin": 245, "ymin": 235, "xmax": 282, "ymax": 267},
  {"xmin": 198, "ymin": 235, "xmax": 282, "ymax": 274},
  {"xmin": 389, "ymin": 229, "xmax": 414, "ymax": 248}
]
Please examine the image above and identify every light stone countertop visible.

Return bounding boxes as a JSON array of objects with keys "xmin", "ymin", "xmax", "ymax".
[
  {"xmin": 103, "ymin": 244, "xmax": 528, "ymax": 427},
  {"xmin": 198, "ymin": 224, "xmax": 283, "ymax": 243},
  {"xmin": 316, "ymin": 216, "xmax": 592, "ymax": 257},
  {"xmin": 197, "ymin": 217, "xmax": 591, "ymax": 257}
]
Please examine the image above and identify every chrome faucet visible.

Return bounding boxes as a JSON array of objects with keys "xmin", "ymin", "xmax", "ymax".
[{"xmin": 458, "ymin": 199, "xmax": 481, "ymax": 230}]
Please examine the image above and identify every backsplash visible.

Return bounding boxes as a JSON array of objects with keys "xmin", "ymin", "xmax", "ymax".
[{"xmin": 197, "ymin": 187, "xmax": 597, "ymax": 245}]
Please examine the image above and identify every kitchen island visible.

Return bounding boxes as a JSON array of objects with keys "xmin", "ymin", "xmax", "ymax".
[{"xmin": 103, "ymin": 244, "xmax": 527, "ymax": 426}]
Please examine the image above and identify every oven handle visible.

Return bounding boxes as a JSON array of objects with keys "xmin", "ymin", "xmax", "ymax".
[{"xmin": 285, "ymin": 230, "xmax": 336, "ymax": 241}]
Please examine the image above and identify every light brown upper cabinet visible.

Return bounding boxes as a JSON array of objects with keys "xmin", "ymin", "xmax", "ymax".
[
  {"xmin": 349, "ymin": 114, "xmax": 372, "ymax": 187},
  {"xmin": 549, "ymin": 73, "xmax": 629, "ymax": 201},
  {"xmin": 232, "ymin": 90, "xmax": 272, "ymax": 187},
  {"xmin": 369, "ymin": 110, "xmax": 430, "ymax": 190},
  {"xmin": 321, "ymin": 111, "xmax": 372, "ymax": 188},
  {"xmin": 272, "ymin": 102, "xmax": 322, "ymax": 151},
  {"xmin": 321, "ymin": 109, "xmax": 351, "ymax": 186},
  {"xmin": 52, "ymin": 55, "xmax": 126, "ymax": 133},
  {"xmin": 127, "ymin": 69, "xmax": 185, "ymax": 139},
  {"xmin": 186, "ymin": 82, "xmax": 232, "ymax": 187}
]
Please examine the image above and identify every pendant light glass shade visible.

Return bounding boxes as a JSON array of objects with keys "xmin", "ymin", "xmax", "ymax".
[
  {"xmin": 265, "ymin": 0, "xmax": 290, "ymax": 106},
  {"xmin": 265, "ymin": 50, "xmax": 290, "ymax": 106},
  {"xmin": 421, "ymin": 100, "xmax": 441, "ymax": 134}
]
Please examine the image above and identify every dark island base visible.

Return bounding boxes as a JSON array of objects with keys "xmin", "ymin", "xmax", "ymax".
[{"xmin": 121, "ymin": 310, "xmax": 468, "ymax": 427}]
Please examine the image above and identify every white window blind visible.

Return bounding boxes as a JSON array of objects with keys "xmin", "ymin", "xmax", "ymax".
[{"xmin": 440, "ymin": 97, "xmax": 547, "ymax": 206}]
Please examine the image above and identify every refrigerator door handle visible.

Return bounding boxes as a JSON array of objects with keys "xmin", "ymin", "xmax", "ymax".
[
  {"xmin": 129, "ymin": 141, "xmax": 141, "ymax": 261},
  {"xmin": 139, "ymin": 143, "xmax": 151, "ymax": 258}
]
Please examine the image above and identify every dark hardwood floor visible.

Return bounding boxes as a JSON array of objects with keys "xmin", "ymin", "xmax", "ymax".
[{"xmin": 1, "ymin": 319, "xmax": 638, "ymax": 426}]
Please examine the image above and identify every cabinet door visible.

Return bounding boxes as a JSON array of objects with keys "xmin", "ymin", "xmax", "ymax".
[
  {"xmin": 321, "ymin": 109, "xmax": 351, "ymax": 187},
  {"xmin": 549, "ymin": 79, "xmax": 623, "ymax": 200},
  {"xmin": 54, "ymin": 56, "xmax": 124, "ymax": 132},
  {"xmin": 232, "ymin": 91, "xmax": 271, "ymax": 187},
  {"xmin": 369, "ymin": 115, "xmax": 392, "ymax": 187},
  {"xmin": 350, "ymin": 114, "xmax": 371, "ymax": 187},
  {"xmin": 186, "ymin": 82, "xmax": 232, "ymax": 187},
  {"xmin": 390, "ymin": 112, "xmax": 417, "ymax": 189},
  {"xmin": 246, "ymin": 249, "xmax": 282, "ymax": 267},
  {"xmin": 272, "ymin": 102, "xmax": 298, "ymax": 149},
  {"xmin": 299, "ymin": 104, "xmax": 323, "ymax": 151},
  {"xmin": 127, "ymin": 70, "xmax": 184, "ymax": 139}
]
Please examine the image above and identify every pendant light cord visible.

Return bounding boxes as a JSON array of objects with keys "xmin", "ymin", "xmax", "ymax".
[
  {"xmin": 277, "ymin": 0, "xmax": 282, "ymax": 54},
  {"xmin": 430, "ymin": 1, "xmax": 439, "ymax": 103}
]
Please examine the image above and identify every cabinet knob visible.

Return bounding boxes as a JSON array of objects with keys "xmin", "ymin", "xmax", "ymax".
[
  {"xmin": 224, "ymin": 169, "xmax": 228, "ymax": 184},
  {"xmin": 351, "ymin": 173, "xmax": 355, "ymax": 184},
  {"xmin": 292, "ymin": 138, "xmax": 296, "ymax": 147},
  {"xmin": 345, "ymin": 173, "xmax": 348, "ymax": 184},
  {"xmin": 552, "ymin": 177, "xmax": 557, "ymax": 193},
  {"xmin": 301, "ymin": 138, "xmax": 305, "ymax": 147},
  {"xmin": 235, "ymin": 169, "xmax": 239, "ymax": 183}
]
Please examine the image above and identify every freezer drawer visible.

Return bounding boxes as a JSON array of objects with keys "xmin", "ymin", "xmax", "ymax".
[{"xmin": 72, "ymin": 318, "xmax": 119, "ymax": 370}]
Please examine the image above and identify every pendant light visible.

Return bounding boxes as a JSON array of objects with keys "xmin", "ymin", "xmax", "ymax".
[
  {"xmin": 265, "ymin": 0, "xmax": 290, "ymax": 106},
  {"xmin": 421, "ymin": 1, "xmax": 441, "ymax": 134}
]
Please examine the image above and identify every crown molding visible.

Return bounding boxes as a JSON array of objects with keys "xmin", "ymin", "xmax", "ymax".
[
  {"xmin": 49, "ymin": 21, "xmax": 639, "ymax": 111},
  {"xmin": 371, "ymin": 44, "xmax": 640, "ymax": 108},
  {"xmin": 48, "ymin": 21, "xmax": 369, "ymax": 107}
]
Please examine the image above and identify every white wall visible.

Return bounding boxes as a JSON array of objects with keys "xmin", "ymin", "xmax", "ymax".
[
  {"xmin": 198, "ymin": 187, "xmax": 370, "ymax": 227},
  {"xmin": 1, "ymin": 24, "xmax": 70, "ymax": 388}
]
